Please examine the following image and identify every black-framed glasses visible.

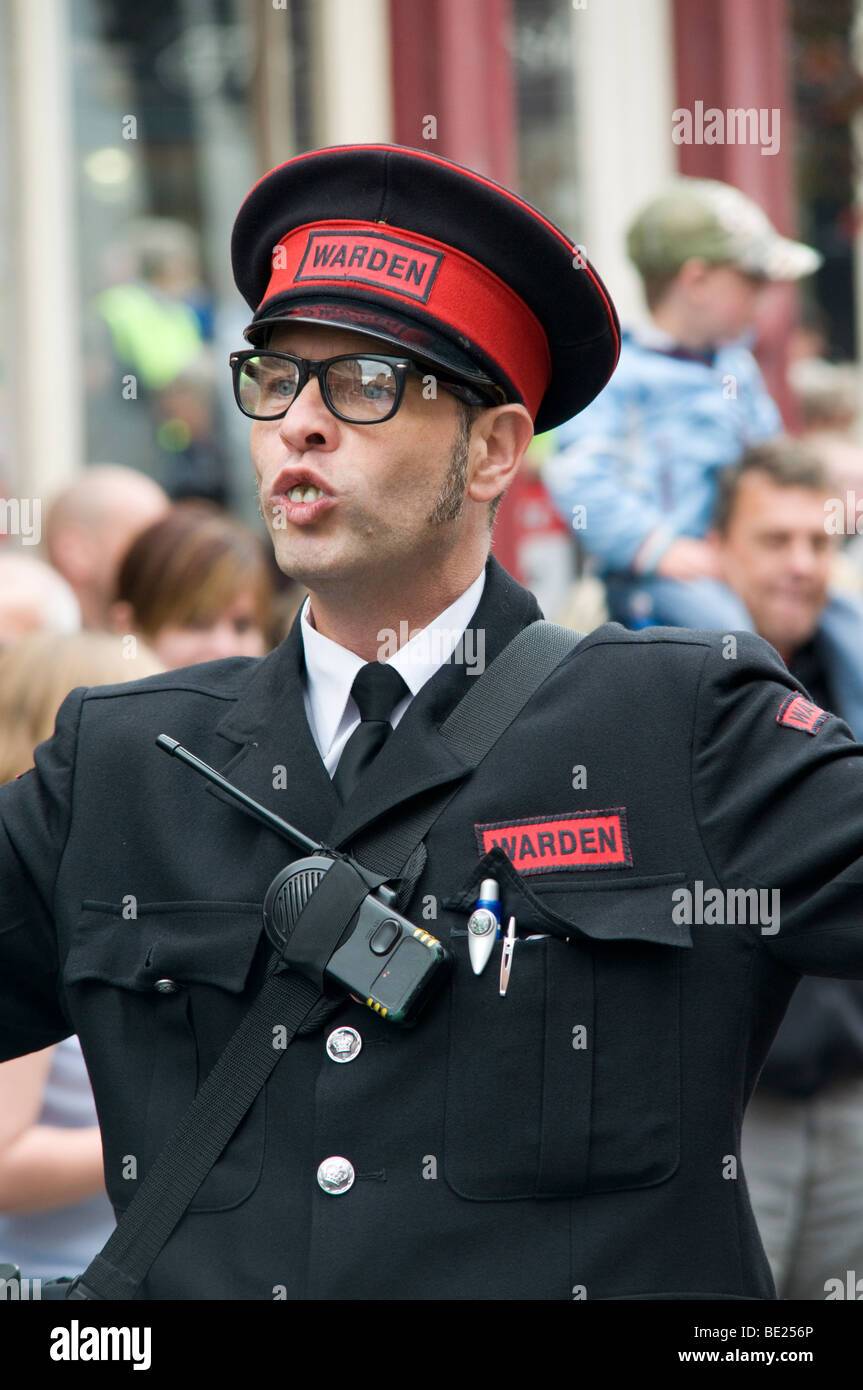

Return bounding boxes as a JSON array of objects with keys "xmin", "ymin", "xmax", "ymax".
[{"xmin": 229, "ymin": 349, "xmax": 502, "ymax": 424}]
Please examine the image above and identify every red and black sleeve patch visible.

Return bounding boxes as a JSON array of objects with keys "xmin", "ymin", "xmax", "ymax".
[{"xmin": 776, "ymin": 692, "xmax": 830, "ymax": 736}]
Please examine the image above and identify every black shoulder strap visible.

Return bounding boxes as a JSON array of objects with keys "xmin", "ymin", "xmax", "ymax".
[
  {"xmin": 442, "ymin": 620, "xmax": 583, "ymax": 760},
  {"xmin": 349, "ymin": 621, "xmax": 584, "ymax": 881},
  {"xmin": 68, "ymin": 620, "xmax": 584, "ymax": 1300}
]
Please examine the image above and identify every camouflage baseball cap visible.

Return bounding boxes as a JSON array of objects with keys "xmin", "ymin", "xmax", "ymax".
[{"xmin": 627, "ymin": 178, "xmax": 821, "ymax": 281}]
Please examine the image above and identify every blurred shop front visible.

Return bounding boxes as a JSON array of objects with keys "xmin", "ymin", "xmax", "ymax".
[
  {"xmin": 4, "ymin": 0, "xmax": 320, "ymax": 522},
  {"xmin": 3, "ymin": 0, "xmax": 598, "ymax": 608},
  {"xmin": 3, "ymin": 0, "xmax": 858, "ymax": 617}
]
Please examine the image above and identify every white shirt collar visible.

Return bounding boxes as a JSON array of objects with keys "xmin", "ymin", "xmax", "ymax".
[{"xmin": 301, "ymin": 568, "xmax": 486, "ymax": 765}]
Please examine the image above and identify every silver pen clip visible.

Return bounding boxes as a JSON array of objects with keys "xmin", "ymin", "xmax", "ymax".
[{"xmin": 499, "ymin": 916, "xmax": 516, "ymax": 997}]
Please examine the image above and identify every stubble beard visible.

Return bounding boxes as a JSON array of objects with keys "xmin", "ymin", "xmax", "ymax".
[{"xmin": 426, "ymin": 405, "xmax": 472, "ymax": 525}]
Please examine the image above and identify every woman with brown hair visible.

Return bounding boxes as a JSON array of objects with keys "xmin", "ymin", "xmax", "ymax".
[{"xmin": 109, "ymin": 503, "xmax": 275, "ymax": 668}]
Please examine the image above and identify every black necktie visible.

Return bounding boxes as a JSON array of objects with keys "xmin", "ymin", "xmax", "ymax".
[{"xmin": 332, "ymin": 662, "xmax": 410, "ymax": 801}]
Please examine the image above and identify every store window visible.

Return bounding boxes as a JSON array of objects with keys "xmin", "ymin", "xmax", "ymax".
[
  {"xmin": 790, "ymin": 0, "xmax": 861, "ymax": 359},
  {"xmin": 513, "ymin": 0, "xmax": 580, "ymax": 235},
  {"xmin": 70, "ymin": 0, "xmax": 309, "ymax": 515}
]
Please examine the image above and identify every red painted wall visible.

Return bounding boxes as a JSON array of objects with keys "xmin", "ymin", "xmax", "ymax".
[
  {"xmin": 389, "ymin": 0, "xmax": 529, "ymax": 576},
  {"xmin": 673, "ymin": 0, "xmax": 801, "ymax": 425}
]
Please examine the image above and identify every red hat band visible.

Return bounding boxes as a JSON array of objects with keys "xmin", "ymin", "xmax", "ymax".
[{"xmin": 260, "ymin": 219, "xmax": 552, "ymax": 416}]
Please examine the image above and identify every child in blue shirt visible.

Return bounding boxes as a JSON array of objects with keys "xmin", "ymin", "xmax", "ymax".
[{"xmin": 543, "ymin": 178, "xmax": 821, "ymax": 628}]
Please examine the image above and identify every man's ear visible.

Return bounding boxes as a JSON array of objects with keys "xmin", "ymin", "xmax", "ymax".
[
  {"xmin": 466, "ymin": 404, "xmax": 534, "ymax": 505},
  {"xmin": 676, "ymin": 257, "xmax": 712, "ymax": 292}
]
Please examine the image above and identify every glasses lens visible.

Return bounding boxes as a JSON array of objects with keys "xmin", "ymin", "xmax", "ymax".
[
  {"xmin": 237, "ymin": 355, "xmax": 300, "ymax": 417},
  {"xmin": 324, "ymin": 358, "xmax": 398, "ymax": 420}
]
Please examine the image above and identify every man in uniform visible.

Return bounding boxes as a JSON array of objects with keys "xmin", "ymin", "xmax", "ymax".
[{"xmin": 3, "ymin": 144, "xmax": 863, "ymax": 1301}]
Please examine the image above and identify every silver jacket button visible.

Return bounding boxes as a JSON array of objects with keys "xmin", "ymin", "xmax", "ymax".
[
  {"xmin": 317, "ymin": 1157, "xmax": 355, "ymax": 1195},
  {"xmin": 325, "ymin": 1026, "xmax": 362, "ymax": 1063},
  {"xmin": 153, "ymin": 979, "xmax": 179, "ymax": 994}
]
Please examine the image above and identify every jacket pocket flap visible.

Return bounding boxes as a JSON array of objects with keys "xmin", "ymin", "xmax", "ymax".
[
  {"xmin": 446, "ymin": 848, "xmax": 691, "ymax": 947},
  {"xmin": 66, "ymin": 901, "xmax": 263, "ymax": 992},
  {"xmin": 528, "ymin": 878, "xmax": 692, "ymax": 947}
]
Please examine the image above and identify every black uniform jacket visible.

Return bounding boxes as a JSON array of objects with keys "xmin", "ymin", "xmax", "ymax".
[{"xmin": 3, "ymin": 555, "xmax": 863, "ymax": 1301}]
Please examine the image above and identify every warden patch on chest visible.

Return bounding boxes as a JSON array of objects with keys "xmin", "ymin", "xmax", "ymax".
[
  {"xmin": 475, "ymin": 809, "xmax": 632, "ymax": 874},
  {"xmin": 776, "ymin": 692, "xmax": 830, "ymax": 735}
]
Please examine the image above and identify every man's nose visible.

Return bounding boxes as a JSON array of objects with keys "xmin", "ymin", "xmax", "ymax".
[
  {"xmin": 277, "ymin": 373, "xmax": 336, "ymax": 448},
  {"xmin": 788, "ymin": 538, "xmax": 819, "ymax": 574}
]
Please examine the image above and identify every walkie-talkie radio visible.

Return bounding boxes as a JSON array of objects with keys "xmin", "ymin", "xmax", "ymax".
[{"xmin": 156, "ymin": 735, "xmax": 450, "ymax": 1026}]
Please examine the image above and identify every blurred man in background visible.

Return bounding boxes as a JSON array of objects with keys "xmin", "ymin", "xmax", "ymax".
[
  {"xmin": 710, "ymin": 437, "xmax": 863, "ymax": 729},
  {"xmin": 44, "ymin": 465, "xmax": 169, "ymax": 631}
]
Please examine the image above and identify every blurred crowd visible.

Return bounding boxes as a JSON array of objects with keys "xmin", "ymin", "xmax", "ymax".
[{"xmin": 3, "ymin": 174, "xmax": 863, "ymax": 1296}]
